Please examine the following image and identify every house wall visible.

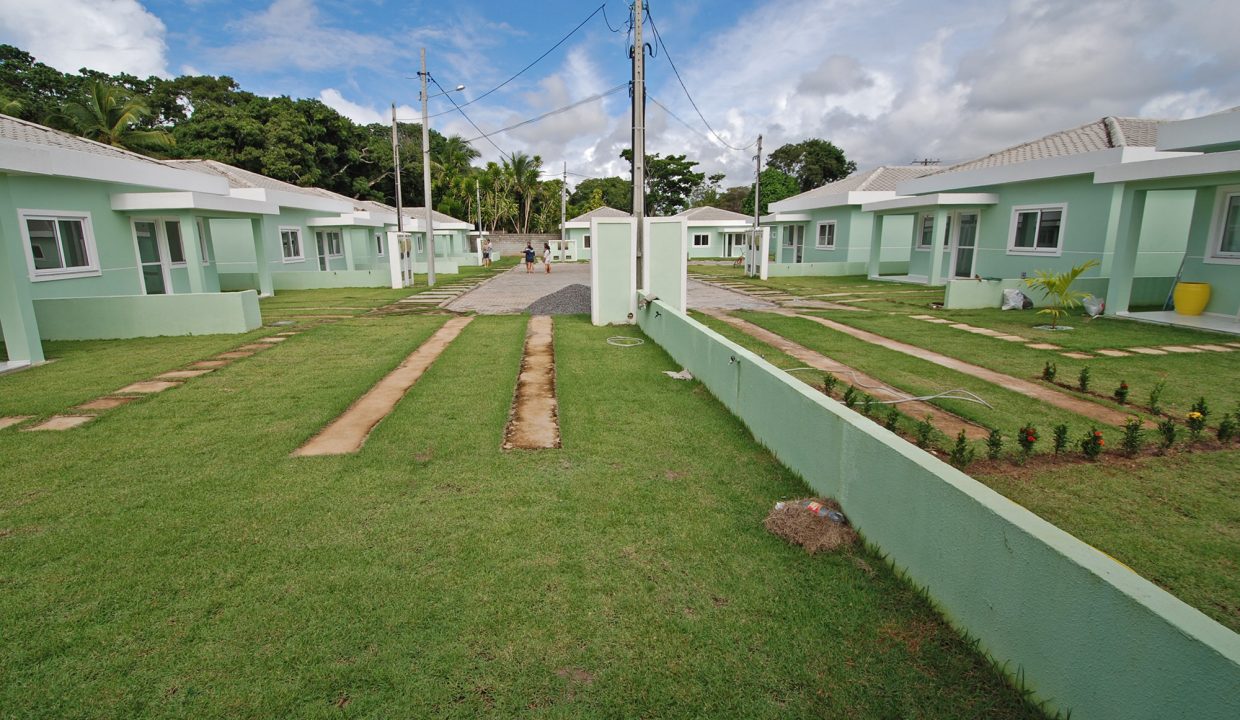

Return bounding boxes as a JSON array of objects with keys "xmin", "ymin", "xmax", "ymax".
[
  {"xmin": 567, "ymin": 227, "xmax": 592, "ymax": 261},
  {"xmin": 34, "ymin": 290, "xmax": 261, "ymax": 340},
  {"xmin": 685, "ymin": 225, "xmax": 750, "ymax": 258},
  {"xmin": 1176, "ymin": 184, "xmax": 1240, "ymax": 316},
  {"xmin": 767, "ymin": 211, "xmax": 914, "ymax": 276}
]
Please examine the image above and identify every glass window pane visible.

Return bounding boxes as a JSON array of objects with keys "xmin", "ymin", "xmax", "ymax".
[
  {"xmin": 135, "ymin": 221, "xmax": 161, "ymax": 263},
  {"xmin": 920, "ymin": 216, "xmax": 934, "ymax": 246},
  {"xmin": 942, "ymin": 216, "xmax": 952, "ymax": 246},
  {"xmin": 1013, "ymin": 211, "xmax": 1038, "ymax": 248},
  {"xmin": 165, "ymin": 221, "xmax": 185, "ymax": 263},
  {"xmin": 27, "ymin": 219, "xmax": 62, "ymax": 269},
  {"xmin": 1220, "ymin": 196, "xmax": 1240, "ymax": 254},
  {"xmin": 584, "ymin": 234, "xmax": 591, "ymax": 248},
  {"xmin": 1037, "ymin": 210, "xmax": 1061, "ymax": 248},
  {"xmin": 57, "ymin": 219, "xmax": 89, "ymax": 267}
]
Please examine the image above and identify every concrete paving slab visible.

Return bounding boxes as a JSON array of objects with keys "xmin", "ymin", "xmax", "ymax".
[
  {"xmin": 923, "ymin": 318, "xmax": 954, "ymax": 324},
  {"xmin": 190, "ymin": 360, "xmax": 230, "ymax": 369},
  {"xmin": 156, "ymin": 369, "xmax": 215, "ymax": 380},
  {"xmin": 909, "ymin": 314, "xmax": 938, "ymax": 320},
  {"xmin": 1026, "ymin": 343, "xmax": 1062, "ymax": 350},
  {"xmin": 215, "ymin": 351, "xmax": 255, "ymax": 359},
  {"xmin": 997, "ymin": 335, "xmax": 1029, "ymax": 342},
  {"xmin": 503, "ymin": 315, "xmax": 561, "ymax": 450},
  {"xmin": 1060, "ymin": 352, "xmax": 1094, "ymax": 360},
  {"xmin": 257, "ymin": 336, "xmax": 287, "ymax": 343},
  {"xmin": 1095, "ymin": 349, "xmax": 1131, "ymax": 357},
  {"xmin": 116, "ymin": 380, "xmax": 180, "ymax": 394},
  {"xmin": 1127, "ymin": 347, "xmax": 1168, "ymax": 355},
  {"xmin": 74, "ymin": 396, "xmax": 139, "ymax": 411},
  {"xmin": 1192, "ymin": 344, "xmax": 1233, "ymax": 352},
  {"xmin": 1160, "ymin": 345, "xmax": 1202, "ymax": 353},
  {"xmin": 0, "ymin": 416, "xmax": 33, "ymax": 430},
  {"xmin": 25, "ymin": 415, "xmax": 94, "ymax": 431}
]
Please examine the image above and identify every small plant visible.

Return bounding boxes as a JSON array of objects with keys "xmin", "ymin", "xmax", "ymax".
[
  {"xmin": 985, "ymin": 428, "xmax": 1004, "ymax": 461},
  {"xmin": 884, "ymin": 406, "xmax": 900, "ymax": 432},
  {"xmin": 1017, "ymin": 423, "xmax": 1038, "ymax": 459},
  {"xmin": 914, "ymin": 415, "xmax": 935, "ymax": 449},
  {"xmin": 1147, "ymin": 381, "xmax": 1166, "ymax": 415},
  {"xmin": 1024, "ymin": 258, "xmax": 1100, "ymax": 329},
  {"xmin": 1218, "ymin": 413, "xmax": 1237, "ymax": 443},
  {"xmin": 1052, "ymin": 424, "xmax": 1069, "ymax": 454},
  {"xmin": 949, "ymin": 430, "xmax": 975, "ymax": 469},
  {"xmin": 1041, "ymin": 361, "xmax": 1057, "ymax": 382},
  {"xmin": 1079, "ymin": 427, "xmax": 1104, "ymax": 460},
  {"xmin": 1077, "ymin": 366, "xmax": 1091, "ymax": 392},
  {"xmin": 1186, "ymin": 410, "xmax": 1206, "ymax": 442},
  {"xmin": 1157, "ymin": 417, "xmax": 1177, "ymax": 452},
  {"xmin": 1121, "ymin": 416, "xmax": 1143, "ymax": 457},
  {"xmin": 861, "ymin": 394, "xmax": 874, "ymax": 416},
  {"xmin": 822, "ymin": 373, "xmax": 838, "ymax": 395},
  {"xmin": 1113, "ymin": 380, "xmax": 1129, "ymax": 405},
  {"xmin": 842, "ymin": 385, "xmax": 858, "ymax": 409},
  {"xmin": 1190, "ymin": 396, "xmax": 1210, "ymax": 421}
]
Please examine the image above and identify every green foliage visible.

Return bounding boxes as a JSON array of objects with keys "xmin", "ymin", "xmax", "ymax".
[
  {"xmin": 842, "ymin": 385, "xmax": 858, "ymax": 408},
  {"xmin": 568, "ymin": 176, "xmax": 631, "ymax": 214},
  {"xmin": 914, "ymin": 415, "xmax": 935, "ymax": 449},
  {"xmin": 1121, "ymin": 416, "xmax": 1144, "ymax": 457},
  {"xmin": 861, "ymin": 394, "xmax": 874, "ymax": 416},
  {"xmin": 1023, "ymin": 259, "xmax": 1100, "ymax": 329},
  {"xmin": 1148, "ymin": 380, "xmax": 1166, "ymax": 415},
  {"xmin": 47, "ymin": 80, "xmax": 173, "ymax": 152},
  {"xmin": 767, "ymin": 138, "xmax": 857, "ymax": 192},
  {"xmin": 986, "ymin": 428, "xmax": 1004, "ymax": 460},
  {"xmin": 1077, "ymin": 366, "xmax": 1091, "ymax": 392},
  {"xmin": 1052, "ymin": 424, "xmax": 1069, "ymax": 454},
  {"xmin": 1041, "ymin": 361, "xmax": 1056, "ymax": 382},
  {"xmin": 1157, "ymin": 417, "xmax": 1178, "ymax": 451},
  {"xmin": 821, "ymin": 372, "xmax": 838, "ymax": 395},
  {"xmin": 620, "ymin": 149, "xmax": 707, "ymax": 215},
  {"xmin": 1079, "ymin": 428, "xmax": 1104, "ymax": 460},
  {"xmin": 1113, "ymin": 380, "xmax": 1129, "ymax": 404},
  {"xmin": 1016, "ymin": 423, "xmax": 1038, "ymax": 456},
  {"xmin": 1190, "ymin": 396, "xmax": 1210, "ymax": 420},
  {"xmin": 949, "ymin": 430, "xmax": 975, "ymax": 469},
  {"xmin": 884, "ymin": 405, "xmax": 900, "ymax": 432},
  {"xmin": 742, "ymin": 168, "xmax": 799, "ymax": 215},
  {"xmin": 1186, "ymin": 410, "xmax": 1207, "ymax": 443},
  {"xmin": 1217, "ymin": 413, "xmax": 1237, "ymax": 443}
]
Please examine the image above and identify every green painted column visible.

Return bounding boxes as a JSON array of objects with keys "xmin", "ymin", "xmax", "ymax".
[
  {"xmin": 1103, "ymin": 186, "xmax": 1147, "ymax": 315},
  {"xmin": 178, "ymin": 213, "xmax": 206, "ymax": 293},
  {"xmin": 0, "ymin": 177, "xmax": 45, "ymax": 364},
  {"xmin": 343, "ymin": 227, "xmax": 357, "ymax": 270},
  {"xmin": 867, "ymin": 213, "xmax": 885, "ymax": 278},
  {"xmin": 250, "ymin": 217, "xmax": 275, "ymax": 297},
  {"xmin": 1098, "ymin": 184, "xmax": 1125, "ymax": 277},
  {"xmin": 928, "ymin": 208, "xmax": 948, "ymax": 285},
  {"xmin": 590, "ymin": 218, "xmax": 636, "ymax": 326}
]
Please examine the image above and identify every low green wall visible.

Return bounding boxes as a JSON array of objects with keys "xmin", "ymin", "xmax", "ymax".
[
  {"xmin": 945, "ymin": 276, "xmax": 1175, "ymax": 310},
  {"xmin": 637, "ymin": 300, "xmax": 1240, "ymax": 720},
  {"xmin": 34, "ymin": 291, "xmax": 261, "ymax": 340},
  {"xmin": 271, "ymin": 270, "xmax": 390, "ymax": 290},
  {"xmin": 768, "ymin": 260, "xmax": 908, "ymax": 277},
  {"xmin": 219, "ymin": 272, "xmax": 260, "ymax": 292}
]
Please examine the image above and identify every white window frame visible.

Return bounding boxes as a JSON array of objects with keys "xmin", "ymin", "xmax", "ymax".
[
  {"xmin": 280, "ymin": 226, "xmax": 303, "ymax": 262},
  {"xmin": 1007, "ymin": 203, "xmax": 1067, "ymax": 257},
  {"xmin": 375, "ymin": 233, "xmax": 385, "ymax": 257},
  {"xmin": 692, "ymin": 233, "xmax": 710, "ymax": 247},
  {"xmin": 163, "ymin": 219, "xmax": 187, "ymax": 266},
  {"xmin": 914, "ymin": 214, "xmax": 934, "ymax": 251},
  {"xmin": 319, "ymin": 229, "xmax": 344, "ymax": 258},
  {"xmin": 195, "ymin": 218, "xmax": 210, "ymax": 265},
  {"xmin": 19, "ymin": 209, "xmax": 102, "ymax": 281},
  {"xmin": 815, "ymin": 220, "xmax": 837, "ymax": 249},
  {"xmin": 583, "ymin": 233, "xmax": 591, "ymax": 249},
  {"xmin": 1205, "ymin": 186, "xmax": 1240, "ymax": 265}
]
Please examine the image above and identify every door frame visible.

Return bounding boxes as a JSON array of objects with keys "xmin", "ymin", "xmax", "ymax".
[
  {"xmin": 946, "ymin": 209, "xmax": 981, "ymax": 279},
  {"xmin": 130, "ymin": 217, "xmax": 183, "ymax": 295}
]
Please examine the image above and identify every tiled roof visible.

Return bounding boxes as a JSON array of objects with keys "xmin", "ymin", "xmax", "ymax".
[
  {"xmin": 404, "ymin": 206, "xmax": 469, "ymax": 224},
  {"xmin": 936, "ymin": 117, "xmax": 1163, "ymax": 174},
  {"xmin": 568, "ymin": 205, "xmax": 629, "ymax": 222},
  {"xmin": 161, "ymin": 158, "xmax": 324, "ymax": 197},
  {"xmin": 674, "ymin": 205, "xmax": 752, "ymax": 222},
  {"xmin": 774, "ymin": 166, "xmax": 934, "ymax": 206},
  {"xmin": 0, "ymin": 113, "xmax": 172, "ymax": 168}
]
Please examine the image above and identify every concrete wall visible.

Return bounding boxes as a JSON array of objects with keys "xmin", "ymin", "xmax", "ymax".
[
  {"xmin": 1175, "ymin": 185, "xmax": 1240, "ymax": 316},
  {"xmin": 945, "ymin": 276, "xmax": 1174, "ymax": 310},
  {"xmin": 636, "ymin": 301, "xmax": 1240, "ymax": 720},
  {"xmin": 487, "ymin": 232, "xmax": 560, "ymax": 256},
  {"xmin": 33, "ymin": 290, "xmax": 261, "ymax": 340},
  {"xmin": 271, "ymin": 270, "xmax": 389, "ymax": 290},
  {"xmin": 590, "ymin": 218, "xmax": 635, "ymax": 325}
]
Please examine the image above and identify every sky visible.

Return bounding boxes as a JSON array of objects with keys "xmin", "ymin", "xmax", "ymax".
[{"xmin": 1, "ymin": 0, "xmax": 1237, "ymax": 188}]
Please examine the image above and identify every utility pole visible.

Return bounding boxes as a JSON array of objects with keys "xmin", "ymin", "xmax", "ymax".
[
  {"xmin": 476, "ymin": 177, "xmax": 482, "ymax": 247},
  {"xmin": 419, "ymin": 47, "xmax": 437, "ymax": 287},
  {"xmin": 632, "ymin": 0, "xmax": 646, "ymax": 284},
  {"xmin": 753, "ymin": 134, "xmax": 762, "ymax": 231},
  {"xmin": 560, "ymin": 161, "xmax": 567, "ymax": 260},
  {"xmin": 391, "ymin": 103, "xmax": 403, "ymax": 233}
]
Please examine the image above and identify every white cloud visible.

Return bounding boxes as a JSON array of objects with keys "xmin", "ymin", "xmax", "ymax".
[
  {"xmin": 215, "ymin": 0, "xmax": 400, "ymax": 72},
  {"xmin": 319, "ymin": 89, "xmax": 416, "ymax": 127},
  {"xmin": 0, "ymin": 0, "xmax": 169, "ymax": 77}
]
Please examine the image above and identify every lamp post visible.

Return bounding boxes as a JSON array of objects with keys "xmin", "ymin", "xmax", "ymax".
[{"xmin": 418, "ymin": 47, "xmax": 465, "ymax": 287}]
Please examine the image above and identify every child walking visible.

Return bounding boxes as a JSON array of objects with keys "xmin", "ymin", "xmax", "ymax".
[
  {"xmin": 523, "ymin": 243, "xmax": 535, "ymax": 273},
  {"xmin": 542, "ymin": 243, "xmax": 552, "ymax": 273}
]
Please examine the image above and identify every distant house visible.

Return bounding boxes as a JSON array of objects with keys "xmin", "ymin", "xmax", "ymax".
[
  {"xmin": 761, "ymin": 166, "xmax": 932, "ymax": 276},
  {"xmin": 1097, "ymin": 108, "xmax": 1240, "ymax": 334},
  {"xmin": 674, "ymin": 206, "xmax": 754, "ymax": 259},
  {"xmin": 860, "ymin": 117, "xmax": 1197, "ymax": 309},
  {"xmin": 562, "ymin": 206, "xmax": 629, "ymax": 261},
  {"xmin": 0, "ymin": 115, "xmax": 265, "ymax": 370}
]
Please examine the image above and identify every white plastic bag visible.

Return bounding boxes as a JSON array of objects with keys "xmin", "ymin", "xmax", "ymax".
[
  {"xmin": 1001, "ymin": 288, "xmax": 1030, "ymax": 311},
  {"xmin": 1082, "ymin": 295, "xmax": 1104, "ymax": 317}
]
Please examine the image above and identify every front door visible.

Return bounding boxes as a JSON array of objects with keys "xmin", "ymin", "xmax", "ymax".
[
  {"xmin": 134, "ymin": 220, "xmax": 168, "ymax": 295},
  {"xmin": 316, "ymin": 233, "xmax": 328, "ymax": 271},
  {"xmin": 793, "ymin": 225, "xmax": 804, "ymax": 263},
  {"xmin": 951, "ymin": 212, "xmax": 979, "ymax": 278}
]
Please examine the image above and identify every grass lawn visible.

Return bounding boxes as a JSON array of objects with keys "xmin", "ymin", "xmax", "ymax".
[{"xmin": 0, "ymin": 313, "xmax": 1044, "ymax": 718}]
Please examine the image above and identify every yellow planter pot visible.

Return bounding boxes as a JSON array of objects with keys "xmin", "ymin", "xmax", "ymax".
[{"xmin": 1172, "ymin": 281, "xmax": 1211, "ymax": 316}]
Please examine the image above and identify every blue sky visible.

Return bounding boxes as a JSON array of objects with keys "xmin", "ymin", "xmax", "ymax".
[{"xmin": 2, "ymin": 0, "xmax": 1237, "ymax": 186}]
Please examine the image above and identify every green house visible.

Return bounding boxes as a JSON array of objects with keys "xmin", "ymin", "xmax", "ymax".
[
  {"xmin": 0, "ymin": 115, "xmax": 267, "ymax": 370},
  {"xmin": 562, "ymin": 206, "xmax": 629, "ymax": 261},
  {"xmin": 761, "ymin": 166, "xmax": 931, "ymax": 277},
  {"xmin": 861, "ymin": 117, "xmax": 1197, "ymax": 309},
  {"xmin": 674, "ymin": 206, "xmax": 753, "ymax": 259},
  {"xmin": 1099, "ymin": 108, "xmax": 1240, "ymax": 334}
]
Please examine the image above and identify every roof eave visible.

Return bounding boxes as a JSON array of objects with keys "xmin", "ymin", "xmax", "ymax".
[{"xmin": 1, "ymin": 140, "xmax": 230, "ymax": 194}]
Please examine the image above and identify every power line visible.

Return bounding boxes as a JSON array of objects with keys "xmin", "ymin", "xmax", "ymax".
[
  {"xmin": 460, "ymin": 83, "xmax": 628, "ymax": 145},
  {"xmin": 645, "ymin": 5, "xmax": 756, "ymax": 153},
  {"xmin": 602, "ymin": 3, "xmax": 624, "ymax": 32},
  {"xmin": 425, "ymin": 2, "xmax": 608, "ymax": 120},
  {"xmin": 648, "ymin": 95, "xmax": 718, "ymax": 149},
  {"xmin": 429, "ymin": 75, "xmax": 509, "ymax": 157}
]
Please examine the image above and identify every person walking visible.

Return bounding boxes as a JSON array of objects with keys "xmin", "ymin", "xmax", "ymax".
[
  {"xmin": 482, "ymin": 238, "xmax": 492, "ymax": 268},
  {"xmin": 523, "ymin": 243, "xmax": 536, "ymax": 273},
  {"xmin": 542, "ymin": 243, "xmax": 552, "ymax": 274}
]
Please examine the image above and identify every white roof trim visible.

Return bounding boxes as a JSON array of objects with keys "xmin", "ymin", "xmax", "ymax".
[
  {"xmin": 1, "ymin": 138, "xmax": 228, "ymax": 194},
  {"xmin": 110, "ymin": 191, "xmax": 278, "ymax": 215},
  {"xmin": 684, "ymin": 219, "xmax": 751, "ymax": 228},
  {"xmin": 761, "ymin": 212, "xmax": 812, "ymax": 223},
  {"xmin": 405, "ymin": 219, "xmax": 472, "ymax": 232},
  {"xmin": 226, "ymin": 186, "xmax": 354, "ymax": 213},
  {"xmin": 1156, "ymin": 112, "xmax": 1240, "ymax": 152},
  {"xmin": 896, "ymin": 148, "xmax": 1189, "ymax": 194},
  {"xmin": 770, "ymin": 190, "xmax": 899, "ymax": 212},
  {"xmin": 307, "ymin": 214, "xmax": 385, "ymax": 228},
  {"xmin": 563, "ymin": 221, "xmax": 591, "ymax": 229},
  {"xmin": 1094, "ymin": 149, "xmax": 1240, "ymax": 184},
  {"xmin": 862, "ymin": 193, "xmax": 1000, "ymax": 213}
]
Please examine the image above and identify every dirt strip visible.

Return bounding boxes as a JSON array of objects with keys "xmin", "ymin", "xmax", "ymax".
[
  {"xmin": 293, "ymin": 316, "xmax": 473, "ymax": 456},
  {"xmin": 785, "ymin": 312, "xmax": 1136, "ymax": 426},
  {"xmin": 502, "ymin": 315, "xmax": 561, "ymax": 450},
  {"xmin": 700, "ymin": 309, "xmax": 989, "ymax": 440}
]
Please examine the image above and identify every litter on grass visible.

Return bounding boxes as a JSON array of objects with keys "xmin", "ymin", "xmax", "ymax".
[
  {"xmin": 663, "ymin": 369, "xmax": 693, "ymax": 380},
  {"xmin": 765, "ymin": 497, "xmax": 858, "ymax": 554}
]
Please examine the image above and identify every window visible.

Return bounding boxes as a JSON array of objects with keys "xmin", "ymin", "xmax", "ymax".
[
  {"xmin": 1008, "ymin": 204, "xmax": 1066, "ymax": 254},
  {"xmin": 376, "ymin": 233, "xmax": 385, "ymax": 257},
  {"xmin": 693, "ymin": 233, "xmax": 710, "ymax": 247},
  {"xmin": 20, "ymin": 210, "xmax": 99, "ymax": 280},
  {"xmin": 316, "ymin": 230, "xmax": 343, "ymax": 257},
  {"xmin": 1209, "ymin": 190, "xmax": 1240, "ymax": 261},
  {"xmin": 196, "ymin": 218, "xmax": 210, "ymax": 264},
  {"xmin": 815, "ymin": 221, "xmax": 836, "ymax": 249},
  {"xmin": 583, "ymin": 234, "xmax": 591, "ymax": 249},
  {"xmin": 280, "ymin": 227, "xmax": 303, "ymax": 261},
  {"xmin": 783, "ymin": 226, "xmax": 795, "ymax": 246},
  {"xmin": 165, "ymin": 220, "xmax": 185, "ymax": 264},
  {"xmin": 916, "ymin": 214, "xmax": 934, "ymax": 249}
]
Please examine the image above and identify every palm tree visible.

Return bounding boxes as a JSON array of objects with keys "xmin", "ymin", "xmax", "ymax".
[
  {"xmin": 434, "ymin": 136, "xmax": 479, "ymax": 176},
  {"xmin": 49, "ymin": 80, "xmax": 173, "ymax": 153},
  {"xmin": 502, "ymin": 152, "xmax": 542, "ymax": 233},
  {"xmin": 0, "ymin": 96, "xmax": 23, "ymax": 116},
  {"xmin": 1024, "ymin": 259, "xmax": 1100, "ymax": 329}
]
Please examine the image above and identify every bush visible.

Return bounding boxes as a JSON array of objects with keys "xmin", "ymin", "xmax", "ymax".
[
  {"xmin": 1113, "ymin": 380, "xmax": 1129, "ymax": 405},
  {"xmin": 1077, "ymin": 366, "xmax": 1091, "ymax": 392},
  {"xmin": 822, "ymin": 373, "xmax": 838, "ymax": 395},
  {"xmin": 1052, "ymin": 424, "xmax": 1069, "ymax": 454},
  {"xmin": 861, "ymin": 394, "xmax": 873, "ymax": 416},
  {"xmin": 1080, "ymin": 427, "xmax": 1104, "ymax": 460},
  {"xmin": 1121, "ymin": 416, "xmax": 1143, "ymax": 457},
  {"xmin": 1148, "ymin": 381, "xmax": 1166, "ymax": 415},
  {"xmin": 1217, "ymin": 413, "xmax": 1236, "ymax": 443},
  {"xmin": 1017, "ymin": 423, "xmax": 1038, "ymax": 457},
  {"xmin": 914, "ymin": 415, "xmax": 935, "ymax": 449},
  {"xmin": 949, "ymin": 430, "xmax": 975, "ymax": 469},
  {"xmin": 884, "ymin": 406, "xmax": 900, "ymax": 432},
  {"xmin": 1186, "ymin": 410, "xmax": 1207, "ymax": 442},
  {"xmin": 1042, "ymin": 361, "xmax": 1057, "ymax": 382},
  {"xmin": 1157, "ymin": 417, "xmax": 1177, "ymax": 452},
  {"xmin": 842, "ymin": 385, "xmax": 858, "ymax": 409},
  {"xmin": 1191, "ymin": 396, "xmax": 1210, "ymax": 420}
]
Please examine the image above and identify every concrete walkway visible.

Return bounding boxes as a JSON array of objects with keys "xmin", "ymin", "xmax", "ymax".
[{"xmin": 446, "ymin": 263, "xmax": 591, "ymax": 314}]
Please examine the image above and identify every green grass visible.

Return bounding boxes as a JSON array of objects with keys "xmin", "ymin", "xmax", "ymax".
[
  {"xmin": 0, "ymin": 313, "xmax": 1044, "ymax": 718},
  {"xmin": 975, "ymin": 451, "xmax": 1240, "ymax": 633}
]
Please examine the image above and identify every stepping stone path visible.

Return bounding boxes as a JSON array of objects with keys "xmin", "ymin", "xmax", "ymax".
[
  {"xmin": 0, "ymin": 416, "xmax": 32, "ymax": 430},
  {"xmin": 25, "ymin": 415, "xmax": 94, "ymax": 431},
  {"xmin": 1192, "ymin": 344, "xmax": 1233, "ymax": 352},
  {"xmin": 1026, "ymin": 343, "xmax": 1062, "ymax": 350},
  {"xmin": 1060, "ymin": 352, "xmax": 1094, "ymax": 360},
  {"xmin": 74, "ymin": 397, "xmax": 138, "ymax": 411},
  {"xmin": 1128, "ymin": 347, "xmax": 1167, "ymax": 355},
  {"xmin": 1095, "ymin": 349, "xmax": 1131, "ymax": 358},
  {"xmin": 116, "ymin": 380, "xmax": 180, "ymax": 394},
  {"xmin": 1161, "ymin": 345, "xmax": 1202, "ymax": 353},
  {"xmin": 502, "ymin": 315, "xmax": 561, "ymax": 450}
]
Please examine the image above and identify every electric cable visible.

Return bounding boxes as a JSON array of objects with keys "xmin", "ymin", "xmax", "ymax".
[
  {"xmin": 460, "ymin": 83, "xmax": 628, "ymax": 145},
  {"xmin": 429, "ymin": 75, "xmax": 509, "ymax": 157}
]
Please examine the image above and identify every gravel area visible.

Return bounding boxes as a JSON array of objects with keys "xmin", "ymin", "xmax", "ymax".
[{"xmin": 525, "ymin": 284, "xmax": 592, "ymax": 315}]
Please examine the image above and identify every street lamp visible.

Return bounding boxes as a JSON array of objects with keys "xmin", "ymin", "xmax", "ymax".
[{"xmin": 418, "ymin": 49, "xmax": 466, "ymax": 287}]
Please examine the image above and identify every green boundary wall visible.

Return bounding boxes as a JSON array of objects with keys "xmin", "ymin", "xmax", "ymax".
[
  {"xmin": 271, "ymin": 270, "xmax": 390, "ymax": 290},
  {"xmin": 636, "ymin": 300, "xmax": 1240, "ymax": 720},
  {"xmin": 33, "ymin": 291, "xmax": 261, "ymax": 340},
  {"xmin": 945, "ymin": 276, "xmax": 1176, "ymax": 309}
]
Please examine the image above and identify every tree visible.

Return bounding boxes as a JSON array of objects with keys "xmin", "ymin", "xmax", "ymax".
[
  {"xmin": 688, "ymin": 172, "xmax": 726, "ymax": 208},
  {"xmin": 1024, "ymin": 259, "xmax": 1100, "ymax": 329},
  {"xmin": 49, "ymin": 80, "xmax": 173, "ymax": 152},
  {"xmin": 503, "ymin": 152, "xmax": 542, "ymax": 233},
  {"xmin": 716, "ymin": 186, "xmax": 749, "ymax": 214},
  {"xmin": 569, "ymin": 177, "xmax": 631, "ymax": 213},
  {"xmin": 768, "ymin": 138, "xmax": 856, "ymax": 192},
  {"xmin": 742, "ymin": 169, "xmax": 799, "ymax": 215},
  {"xmin": 620, "ymin": 149, "xmax": 707, "ymax": 215}
]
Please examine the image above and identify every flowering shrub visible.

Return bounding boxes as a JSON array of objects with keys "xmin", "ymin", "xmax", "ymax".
[
  {"xmin": 1113, "ymin": 380, "xmax": 1129, "ymax": 405},
  {"xmin": 1186, "ymin": 411, "xmax": 1206, "ymax": 442},
  {"xmin": 1080, "ymin": 427, "xmax": 1104, "ymax": 460},
  {"xmin": 1017, "ymin": 423, "xmax": 1038, "ymax": 457},
  {"xmin": 1121, "ymin": 416, "xmax": 1143, "ymax": 457}
]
